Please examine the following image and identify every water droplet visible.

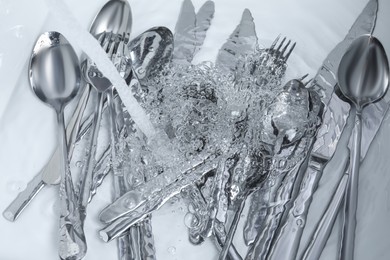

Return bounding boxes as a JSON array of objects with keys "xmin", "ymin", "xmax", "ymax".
[
  {"xmin": 296, "ymin": 218, "xmax": 304, "ymax": 227},
  {"xmin": 137, "ymin": 68, "xmax": 145, "ymax": 75},
  {"xmin": 75, "ymin": 161, "xmax": 84, "ymax": 168},
  {"xmin": 188, "ymin": 204, "xmax": 196, "ymax": 214},
  {"xmin": 167, "ymin": 246, "xmax": 176, "ymax": 255},
  {"xmin": 184, "ymin": 212, "xmax": 199, "ymax": 228},
  {"xmin": 6, "ymin": 180, "xmax": 26, "ymax": 193},
  {"xmin": 230, "ymin": 184, "xmax": 240, "ymax": 199},
  {"xmin": 123, "ymin": 197, "xmax": 137, "ymax": 209},
  {"xmin": 278, "ymin": 159, "xmax": 286, "ymax": 169}
]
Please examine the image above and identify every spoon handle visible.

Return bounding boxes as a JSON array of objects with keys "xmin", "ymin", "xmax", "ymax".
[
  {"xmin": 302, "ymin": 173, "xmax": 349, "ymax": 260},
  {"xmin": 57, "ymin": 108, "xmax": 86, "ymax": 260},
  {"xmin": 218, "ymin": 198, "xmax": 246, "ymax": 260},
  {"xmin": 340, "ymin": 111, "xmax": 362, "ymax": 260}
]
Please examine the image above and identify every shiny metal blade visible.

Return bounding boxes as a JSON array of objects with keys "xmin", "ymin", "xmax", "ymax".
[
  {"xmin": 215, "ymin": 9, "xmax": 258, "ymax": 72},
  {"xmin": 265, "ymin": 1, "xmax": 380, "ymax": 259}
]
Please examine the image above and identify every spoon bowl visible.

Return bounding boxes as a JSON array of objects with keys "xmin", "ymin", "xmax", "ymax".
[
  {"xmin": 90, "ymin": 0, "xmax": 132, "ymax": 38},
  {"xmin": 338, "ymin": 34, "xmax": 389, "ymax": 109},
  {"xmin": 128, "ymin": 26, "xmax": 174, "ymax": 81},
  {"xmin": 29, "ymin": 31, "xmax": 81, "ymax": 111}
]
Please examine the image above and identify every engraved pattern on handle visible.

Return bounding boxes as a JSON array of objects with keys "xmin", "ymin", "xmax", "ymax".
[
  {"xmin": 264, "ymin": 156, "xmax": 327, "ymax": 260},
  {"xmin": 57, "ymin": 108, "xmax": 86, "ymax": 260},
  {"xmin": 99, "ymin": 160, "xmax": 217, "ymax": 242}
]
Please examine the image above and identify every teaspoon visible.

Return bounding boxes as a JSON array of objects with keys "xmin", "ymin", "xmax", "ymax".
[
  {"xmin": 337, "ymin": 34, "xmax": 389, "ymax": 260},
  {"xmin": 28, "ymin": 31, "xmax": 85, "ymax": 260}
]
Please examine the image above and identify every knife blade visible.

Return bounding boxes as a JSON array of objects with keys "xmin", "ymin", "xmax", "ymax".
[
  {"xmin": 3, "ymin": 86, "xmax": 91, "ymax": 221},
  {"xmin": 172, "ymin": 0, "xmax": 215, "ymax": 64},
  {"xmin": 264, "ymin": 1, "xmax": 379, "ymax": 259}
]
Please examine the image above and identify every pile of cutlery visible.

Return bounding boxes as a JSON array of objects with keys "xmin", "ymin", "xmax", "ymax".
[{"xmin": 3, "ymin": 0, "xmax": 389, "ymax": 260}]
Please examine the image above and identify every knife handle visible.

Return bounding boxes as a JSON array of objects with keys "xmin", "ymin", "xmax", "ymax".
[
  {"xmin": 3, "ymin": 86, "xmax": 91, "ymax": 222},
  {"xmin": 3, "ymin": 173, "xmax": 45, "ymax": 222}
]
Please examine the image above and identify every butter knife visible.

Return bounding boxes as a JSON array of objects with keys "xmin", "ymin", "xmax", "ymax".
[
  {"xmin": 3, "ymin": 86, "xmax": 91, "ymax": 221},
  {"xmin": 265, "ymin": 1, "xmax": 379, "ymax": 259}
]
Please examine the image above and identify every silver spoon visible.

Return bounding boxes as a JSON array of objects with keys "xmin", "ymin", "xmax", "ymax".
[
  {"xmin": 128, "ymin": 26, "xmax": 174, "ymax": 82},
  {"xmin": 337, "ymin": 34, "xmax": 389, "ymax": 260},
  {"xmin": 29, "ymin": 31, "xmax": 85, "ymax": 260}
]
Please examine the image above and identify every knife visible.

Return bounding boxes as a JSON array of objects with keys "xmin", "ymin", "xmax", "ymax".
[
  {"xmin": 172, "ymin": 0, "xmax": 215, "ymax": 64},
  {"xmin": 264, "ymin": 0, "xmax": 380, "ymax": 259},
  {"xmin": 3, "ymin": 86, "xmax": 91, "ymax": 221}
]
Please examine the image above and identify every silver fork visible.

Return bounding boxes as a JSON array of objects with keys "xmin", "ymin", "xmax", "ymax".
[
  {"xmin": 82, "ymin": 31, "xmax": 137, "ymax": 260},
  {"xmin": 263, "ymin": 35, "xmax": 296, "ymax": 65},
  {"xmin": 78, "ymin": 31, "xmax": 130, "ymax": 208},
  {"xmin": 78, "ymin": 32, "xmax": 112, "ymax": 210}
]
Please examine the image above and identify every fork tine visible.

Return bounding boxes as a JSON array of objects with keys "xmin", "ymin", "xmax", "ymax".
[
  {"xmin": 269, "ymin": 35, "xmax": 281, "ymax": 51},
  {"xmin": 96, "ymin": 32, "xmax": 106, "ymax": 46},
  {"xmin": 113, "ymin": 40, "xmax": 124, "ymax": 69},
  {"xmin": 107, "ymin": 37, "xmax": 116, "ymax": 59},
  {"xmin": 101, "ymin": 32, "xmax": 112, "ymax": 53},
  {"xmin": 275, "ymin": 37, "xmax": 286, "ymax": 53},
  {"xmin": 279, "ymin": 40, "xmax": 291, "ymax": 59},
  {"xmin": 303, "ymin": 78, "xmax": 313, "ymax": 86},
  {"xmin": 300, "ymin": 74, "xmax": 309, "ymax": 81},
  {"xmin": 284, "ymin": 42, "xmax": 296, "ymax": 61}
]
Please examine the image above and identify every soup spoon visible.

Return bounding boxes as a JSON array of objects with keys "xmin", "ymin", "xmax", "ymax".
[
  {"xmin": 29, "ymin": 31, "xmax": 85, "ymax": 260},
  {"xmin": 337, "ymin": 34, "xmax": 389, "ymax": 260}
]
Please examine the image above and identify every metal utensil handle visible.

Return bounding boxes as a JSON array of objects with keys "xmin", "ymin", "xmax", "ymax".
[
  {"xmin": 57, "ymin": 108, "xmax": 86, "ymax": 260},
  {"xmin": 78, "ymin": 92, "xmax": 105, "ymax": 209},
  {"xmin": 213, "ymin": 220, "xmax": 243, "ymax": 260},
  {"xmin": 2, "ymin": 174, "xmax": 45, "ymax": 222},
  {"xmin": 265, "ymin": 156, "xmax": 327, "ymax": 260},
  {"xmin": 66, "ymin": 85, "xmax": 91, "ymax": 157},
  {"xmin": 302, "ymin": 173, "xmax": 349, "ymax": 260},
  {"xmin": 340, "ymin": 111, "xmax": 362, "ymax": 260},
  {"xmin": 218, "ymin": 198, "xmax": 246, "ymax": 260},
  {"xmin": 3, "ymin": 87, "xmax": 91, "ymax": 222},
  {"xmin": 107, "ymin": 88, "xmax": 127, "ymax": 199},
  {"xmin": 99, "ymin": 160, "xmax": 217, "ymax": 242}
]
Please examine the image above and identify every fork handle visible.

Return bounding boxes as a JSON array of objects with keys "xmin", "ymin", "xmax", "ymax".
[{"xmin": 3, "ymin": 174, "xmax": 45, "ymax": 222}]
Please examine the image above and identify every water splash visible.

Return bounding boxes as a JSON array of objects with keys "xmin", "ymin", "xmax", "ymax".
[{"xmin": 45, "ymin": 0, "xmax": 156, "ymax": 140}]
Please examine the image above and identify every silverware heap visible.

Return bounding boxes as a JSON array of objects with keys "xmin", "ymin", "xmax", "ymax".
[{"xmin": 3, "ymin": 0, "xmax": 389, "ymax": 259}]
